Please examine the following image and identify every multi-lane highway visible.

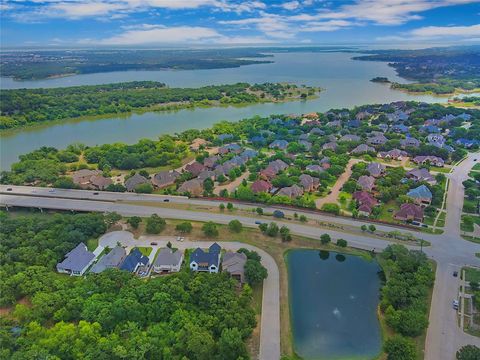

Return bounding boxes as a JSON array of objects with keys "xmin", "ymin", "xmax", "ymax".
[{"xmin": 1, "ymin": 152, "xmax": 480, "ymax": 359}]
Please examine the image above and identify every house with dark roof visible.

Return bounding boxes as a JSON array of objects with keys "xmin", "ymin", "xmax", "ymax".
[
  {"xmin": 269, "ymin": 139, "xmax": 289, "ymax": 150},
  {"xmin": 357, "ymin": 175, "xmax": 376, "ymax": 192},
  {"xmin": 352, "ymin": 191, "xmax": 378, "ymax": 216},
  {"xmin": 427, "ymin": 134, "xmax": 445, "ymax": 148},
  {"xmin": 351, "ymin": 144, "xmax": 375, "ymax": 155},
  {"xmin": 90, "ymin": 246, "xmax": 127, "ymax": 274},
  {"xmin": 412, "ymin": 155, "xmax": 445, "ymax": 167},
  {"xmin": 203, "ymin": 155, "xmax": 220, "ymax": 169},
  {"xmin": 185, "ymin": 162, "xmax": 206, "ymax": 177},
  {"xmin": 299, "ymin": 140, "xmax": 312, "ymax": 151},
  {"xmin": 322, "ymin": 141, "xmax": 337, "ymax": 151},
  {"xmin": 394, "ymin": 203, "xmax": 424, "ymax": 222},
  {"xmin": 277, "ymin": 184, "xmax": 304, "ymax": 199},
  {"xmin": 406, "ymin": 168, "xmax": 437, "ymax": 185},
  {"xmin": 120, "ymin": 248, "xmax": 149, "ymax": 273},
  {"xmin": 125, "ymin": 173, "xmax": 149, "ymax": 192},
  {"xmin": 392, "ymin": 124, "xmax": 409, "ymax": 133},
  {"xmin": 400, "ymin": 138, "xmax": 420, "ymax": 148},
  {"xmin": 306, "ymin": 164, "xmax": 324, "ymax": 173},
  {"xmin": 378, "ymin": 149, "xmax": 408, "ymax": 160},
  {"xmin": 367, "ymin": 162, "xmax": 386, "ymax": 177},
  {"xmin": 251, "ymin": 180, "xmax": 272, "ymax": 194},
  {"xmin": 217, "ymin": 133, "xmax": 234, "ymax": 142},
  {"xmin": 153, "ymin": 248, "xmax": 183, "ymax": 273},
  {"xmin": 299, "ymin": 174, "xmax": 320, "ymax": 192},
  {"xmin": 340, "ymin": 134, "xmax": 361, "ymax": 142},
  {"xmin": 57, "ymin": 243, "xmax": 95, "ymax": 276},
  {"xmin": 456, "ymin": 138, "xmax": 480, "ymax": 148},
  {"xmin": 367, "ymin": 134, "xmax": 388, "ymax": 146},
  {"xmin": 222, "ymin": 252, "xmax": 247, "ymax": 283},
  {"xmin": 407, "ymin": 185, "xmax": 433, "ymax": 206},
  {"xmin": 178, "ymin": 178, "xmax": 204, "ymax": 196},
  {"xmin": 151, "ymin": 170, "xmax": 180, "ymax": 189},
  {"xmin": 218, "ymin": 143, "xmax": 242, "ymax": 155},
  {"xmin": 189, "ymin": 243, "xmax": 221, "ymax": 273}
]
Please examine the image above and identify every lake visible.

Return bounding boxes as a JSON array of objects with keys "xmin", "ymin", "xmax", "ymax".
[
  {"xmin": 0, "ymin": 52, "xmax": 456, "ymax": 170},
  {"xmin": 287, "ymin": 249, "xmax": 381, "ymax": 360}
]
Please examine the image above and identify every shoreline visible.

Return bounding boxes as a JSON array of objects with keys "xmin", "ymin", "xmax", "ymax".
[{"xmin": 0, "ymin": 87, "xmax": 322, "ymax": 134}]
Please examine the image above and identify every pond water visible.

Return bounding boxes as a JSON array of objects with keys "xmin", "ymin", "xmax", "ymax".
[
  {"xmin": 0, "ymin": 52, "xmax": 455, "ymax": 170},
  {"xmin": 287, "ymin": 249, "xmax": 382, "ymax": 360}
]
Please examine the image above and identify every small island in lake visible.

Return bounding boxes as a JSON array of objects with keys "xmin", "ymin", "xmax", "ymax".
[{"xmin": 370, "ymin": 77, "xmax": 390, "ymax": 83}]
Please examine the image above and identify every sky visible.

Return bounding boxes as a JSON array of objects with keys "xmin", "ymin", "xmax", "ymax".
[{"xmin": 1, "ymin": 0, "xmax": 479, "ymax": 47}]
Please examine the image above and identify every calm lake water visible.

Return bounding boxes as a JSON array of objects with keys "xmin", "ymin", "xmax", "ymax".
[
  {"xmin": 0, "ymin": 52, "xmax": 456, "ymax": 170},
  {"xmin": 287, "ymin": 249, "xmax": 381, "ymax": 360}
]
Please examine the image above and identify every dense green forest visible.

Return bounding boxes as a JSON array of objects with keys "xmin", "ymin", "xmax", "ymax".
[
  {"xmin": 355, "ymin": 47, "xmax": 480, "ymax": 95},
  {"xmin": 380, "ymin": 244, "xmax": 435, "ymax": 359},
  {"xmin": 0, "ymin": 81, "xmax": 314, "ymax": 130},
  {"xmin": 0, "ymin": 49, "xmax": 274, "ymax": 80},
  {"xmin": 0, "ymin": 212, "xmax": 256, "ymax": 359}
]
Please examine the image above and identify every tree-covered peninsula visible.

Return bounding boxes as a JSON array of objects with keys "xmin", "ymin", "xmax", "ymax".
[{"xmin": 0, "ymin": 81, "xmax": 319, "ymax": 130}]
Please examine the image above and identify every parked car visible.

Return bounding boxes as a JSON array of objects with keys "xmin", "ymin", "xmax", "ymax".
[
  {"xmin": 453, "ymin": 271, "xmax": 458, "ymax": 277},
  {"xmin": 163, "ymin": 199, "xmax": 170, "ymax": 202},
  {"xmin": 49, "ymin": 189, "xmax": 56, "ymax": 193},
  {"xmin": 93, "ymin": 192, "xmax": 99, "ymax": 195},
  {"xmin": 453, "ymin": 300, "xmax": 459, "ymax": 310},
  {"xmin": 176, "ymin": 236, "xmax": 184, "ymax": 242},
  {"xmin": 273, "ymin": 210, "xmax": 285, "ymax": 218},
  {"xmin": 150, "ymin": 242, "xmax": 158, "ymax": 246},
  {"xmin": 6, "ymin": 188, "xmax": 12, "ymax": 191},
  {"xmin": 255, "ymin": 220, "xmax": 264, "ymax": 225}
]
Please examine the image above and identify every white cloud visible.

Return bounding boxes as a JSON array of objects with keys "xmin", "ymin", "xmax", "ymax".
[
  {"xmin": 411, "ymin": 23, "xmax": 480, "ymax": 37},
  {"xmin": 281, "ymin": 1, "xmax": 300, "ymax": 11},
  {"xmin": 377, "ymin": 23, "xmax": 480, "ymax": 42},
  {"xmin": 79, "ymin": 24, "xmax": 276, "ymax": 45}
]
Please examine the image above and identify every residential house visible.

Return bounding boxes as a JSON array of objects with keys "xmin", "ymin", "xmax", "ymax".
[
  {"xmin": 352, "ymin": 191, "xmax": 378, "ymax": 216},
  {"xmin": 222, "ymin": 252, "xmax": 247, "ymax": 283},
  {"xmin": 420, "ymin": 125, "xmax": 441, "ymax": 134},
  {"xmin": 406, "ymin": 168, "xmax": 437, "ymax": 185},
  {"xmin": 197, "ymin": 170, "xmax": 216, "ymax": 182},
  {"xmin": 277, "ymin": 184, "xmax": 304, "ymax": 199},
  {"xmin": 269, "ymin": 139, "xmax": 289, "ymax": 150},
  {"xmin": 456, "ymin": 138, "xmax": 480, "ymax": 148},
  {"xmin": 72, "ymin": 169, "xmax": 112, "ymax": 190},
  {"xmin": 367, "ymin": 134, "xmax": 388, "ymax": 146},
  {"xmin": 306, "ymin": 164, "xmax": 324, "ymax": 173},
  {"xmin": 153, "ymin": 248, "xmax": 183, "ymax": 273},
  {"xmin": 125, "ymin": 173, "xmax": 149, "ymax": 192},
  {"xmin": 407, "ymin": 185, "xmax": 433, "ymax": 206},
  {"xmin": 347, "ymin": 119, "xmax": 361, "ymax": 128},
  {"xmin": 72, "ymin": 169, "xmax": 100, "ymax": 188},
  {"xmin": 89, "ymin": 174, "xmax": 113, "ymax": 190},
  {"xmin": 189, "ymin": 243, "xmax": 221, "ymax": 273},
  {"xmin": 322, "ymin": 141, "xmax": 338, "ymax": 151},
  {"xmin": 299, "ymin": 174, "xmax": 320, "ymax": 192},
  {"xmin": 299, "ymin": 140, "xmax": 312, "ymax": 151},
  {"xmin": 203, "ymin": 155, "xmax": 220, "ymax": 169},
  {"xmin": 178, "ymin": 179, "xmax": 204, "ymax": 196},
  {"xmin": 57, "ymin": 243, "xmax": 95, "ymax": 276},
  {"xmin": 357, "ymin": 175, "xmax": 376, "ymax": 192},
  {"xmin": 412, "ymin": 156, "xmax": 445, "ymax": 167},
  {"xmin": 351, "ymin": 144, "xmax": 375, "ymax": 155},
  {"xmin": 185, "ymin": 162, "xmax": 206, "ymax": 177},
  {"xmin": 367, "ymin": 162, "xmax": 386, "ymax": 178},
  {"xmin": 340, "ymin": 134, "xmax": 361, "ymax": 142},
  {"xmin": 218, "ymin": 143, "xmax": 242, "ymax": 155},
  {"xmin": 190, "ymin": 138, "xmax": 208, "ymax": 151},
  {"xmin": 394, "ymin": 203, "xmax": 424, "ymax": 222},
  {"xmin": 377, "ymin": 149, "xmax": 408, "ymax": 160},
  {"xmin": 427, "ymin": 134, "xmax": 445, "ymax": 148},
  {"xmin": 120, "ymin": 248, "xmax": 149, "ymax": 273},
  {"xmin": 400, "ymin": 138, "xmax": 420, "ymax": 148},
  {"xmin": 392, "ymin": 124, "xmax": 409, "ymax": 133},
  {"xmin": 151, "ymin": 170, "xmax": 180, "ymax": 189},
  {"xmin": 251, "ymin": 180, "xmax": 272, "ymax": 194},
  {"xmin": 309, "ymin": 127, "xmax": 324, "ymax": 136},
  {"xmin": 90, "ymin": 246, "xmax": 127, "ymax": 274}
]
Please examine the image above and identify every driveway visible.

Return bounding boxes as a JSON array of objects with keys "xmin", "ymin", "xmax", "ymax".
[
  {"xmin": 315, "ymin": 158, "xmax": 361, "ymax": 209},
  {"xmin": 98, "ymin": 231, "xmax": 280, "ymax": 360}
]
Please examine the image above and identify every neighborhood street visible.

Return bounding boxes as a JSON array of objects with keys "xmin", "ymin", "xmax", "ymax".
[
  {"xmin": 1, "ymin": 153, "xmax": 480, "ymax": 359},
  {"xmin": 99, "ymin": 231, "xmax": 280, "ymax": 360}
]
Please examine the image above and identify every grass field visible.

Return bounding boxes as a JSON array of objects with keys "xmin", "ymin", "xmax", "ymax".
[{"xmin": 464, "ymin": 267, "xmax": 480, "ymax": 283}]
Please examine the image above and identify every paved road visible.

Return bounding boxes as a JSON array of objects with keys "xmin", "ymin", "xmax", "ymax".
[
  {"xmin": 2, "ymin": 152, "xmax": 480, "ymax": 359},
  {"xmin": 99, "ymin": 231, "xmax": 280, "ymax": 360}
]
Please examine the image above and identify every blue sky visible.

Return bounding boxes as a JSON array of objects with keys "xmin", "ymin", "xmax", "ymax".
[{"xmin": 1, "ymin": 0, "xmax": 479, "ymax": 47}]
